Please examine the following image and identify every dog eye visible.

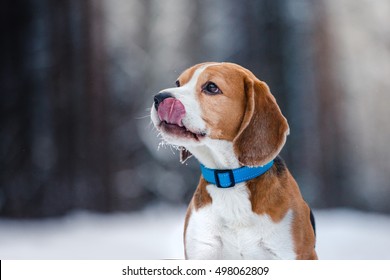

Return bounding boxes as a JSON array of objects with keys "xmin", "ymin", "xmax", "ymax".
[
  {"xmin": 203, "ymin": 82, "xmax": 221, "ymax": 95},
  {"xmin": 175, "ymin": 80, "xmax": 180, "ymax": 87}
]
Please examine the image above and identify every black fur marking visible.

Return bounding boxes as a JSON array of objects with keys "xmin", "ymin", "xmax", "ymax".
[
  {"xmin": 310, "ymin": 209, "xmax": 316, "ymax": 237},
  {"xmin": 273, "ymin": 156, "xmax": 287, "ymax": 175}
]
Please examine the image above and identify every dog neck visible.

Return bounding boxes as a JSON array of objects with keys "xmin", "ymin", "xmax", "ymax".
[{"xmin": 187, "ymin": 139, "xmax": 241, "ymax": 169}]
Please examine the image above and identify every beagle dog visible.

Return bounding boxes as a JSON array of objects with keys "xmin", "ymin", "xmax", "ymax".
[{"xmin": 151, "ymin": 62, "xmax": 317, "ymax": 260}]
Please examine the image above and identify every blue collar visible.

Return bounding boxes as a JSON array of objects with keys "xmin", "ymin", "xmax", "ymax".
[{"xmin": 200, "ymin": 160, "xmax": 274, "ymax": 188}]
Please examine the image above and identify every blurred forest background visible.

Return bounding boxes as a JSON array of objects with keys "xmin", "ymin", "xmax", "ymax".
[{"xmin": 1, "ymin": 0, "xmax": 390, "ymax": 218}]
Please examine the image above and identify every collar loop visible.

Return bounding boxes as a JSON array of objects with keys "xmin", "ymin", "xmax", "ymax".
[{"xmin": 200, "ymin": 160, "xmax": 274, "ymax": 188}]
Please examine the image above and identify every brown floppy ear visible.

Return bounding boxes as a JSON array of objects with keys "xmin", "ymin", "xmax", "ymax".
[
  {"xmin": 233, "ymin": 78, "xmax": 289, "ymax": 166},
  {"xmin": 179, "ymin": 146, "xmax": 192, "ymax": 163}
]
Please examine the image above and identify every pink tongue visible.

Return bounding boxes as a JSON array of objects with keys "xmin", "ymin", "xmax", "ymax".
[{"xmin": 157, "ymin": 98, "xmax": 186, "ymax": 126}]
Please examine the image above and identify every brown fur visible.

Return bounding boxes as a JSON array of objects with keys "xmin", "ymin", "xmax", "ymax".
[
  {"xmin": 178, "ymin": 63, "xmax": 249, "ymax": 141},
  {"xmin": 247, "ymin": 159, "xmax": 317, "ymax": 259},
  {"xmin": 179, "ymin": 62, "xmax": 316, "ymax": 259},
  {"xmin": 234, "ymin": 77, "xmax": 289, "ymax": 166}
]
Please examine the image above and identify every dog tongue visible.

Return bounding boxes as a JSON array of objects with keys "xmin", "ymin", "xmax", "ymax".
[{"xmin": 157, "ymin": 98, "xmax": 186, "ymax": 126}]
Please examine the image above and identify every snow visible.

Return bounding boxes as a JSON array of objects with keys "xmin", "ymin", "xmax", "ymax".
[{"xmin": 0, "ymin": 205, "xmax": 389, "ymax": 260}]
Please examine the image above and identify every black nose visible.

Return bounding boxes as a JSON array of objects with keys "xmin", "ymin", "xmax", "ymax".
[{"xmin": 154, "ymin": 92, "xmax": 173, "ymax": 110}]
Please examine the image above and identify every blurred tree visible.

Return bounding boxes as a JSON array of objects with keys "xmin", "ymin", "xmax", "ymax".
[
  {"xmin": 0, "ymin": 0, "xmax": 114, "ymax": 217},
  {"xmin": 1, "ymin": 0, "xmax": 389, "ymax": 218}
]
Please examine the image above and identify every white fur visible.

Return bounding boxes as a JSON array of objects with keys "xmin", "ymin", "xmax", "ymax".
[
  {"xmin": 151, "ymin": 64, "xmax": 214, "ymax": 147},
  {"xmin": 151, "ymin": 63, "xmax": 297, "ymax": 259},
  {"xmin": 185, "ymin": 183, "xmax": 296, "ymax": 260},
  {"xmin": 188, "ymin": 139, "xmax": 240, "ymax": 169}
]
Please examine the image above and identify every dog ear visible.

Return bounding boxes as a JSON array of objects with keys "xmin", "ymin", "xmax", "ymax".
[
  {"xmin": 179, "ymin": 146, "xmax": 192, "ymax": 163},
  {"xmin": 233, "ymin": 78, "xmax": 289, "ymax": 166}
]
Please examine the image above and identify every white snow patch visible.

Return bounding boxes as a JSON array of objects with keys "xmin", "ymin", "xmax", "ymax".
[
  {"xmin": 315, "ymin": 208, "xmax": 390, "ymax": 259},
  {"xmin": 0, "ymin": 206, "xmax": 389, "ymax": 260}
]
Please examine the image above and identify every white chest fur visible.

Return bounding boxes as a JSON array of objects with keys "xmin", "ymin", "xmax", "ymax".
[{"xmin": 185, "ymin": 183, "xmax": 296, "ymax": 259}]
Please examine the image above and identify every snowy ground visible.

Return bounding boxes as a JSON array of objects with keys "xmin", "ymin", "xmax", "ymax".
[{"xmin": 0, "ymin": 205, "xmax": 389, "ymax": 260}]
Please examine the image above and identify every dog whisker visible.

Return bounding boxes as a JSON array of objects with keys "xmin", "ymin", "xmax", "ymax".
[
  {"xmin": 168, "ymin": 144, "xmax": 177, "ymax": 155},
  {"xmin": 135, "ymin": 114, "xmax": 151, "ymax": 120}
]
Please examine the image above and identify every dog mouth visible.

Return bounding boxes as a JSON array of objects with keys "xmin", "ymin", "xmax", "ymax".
[
  {"xmin": 155, "ymin": 97, "xmax": 206, "ymax": 141},
  {"xmin": 159, "ymin": 121, "xmax": 206, "ymax": 141}
]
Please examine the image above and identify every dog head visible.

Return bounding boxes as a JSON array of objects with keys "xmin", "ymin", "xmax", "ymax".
[{"xmin": 151, "ymin": 62, "xmax": 289, "ymax": 167}]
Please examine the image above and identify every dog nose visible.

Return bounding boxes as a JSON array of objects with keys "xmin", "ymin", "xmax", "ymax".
[{"xmin": 154, "ymin": 92, "xmax": 173, "ymax": 110}]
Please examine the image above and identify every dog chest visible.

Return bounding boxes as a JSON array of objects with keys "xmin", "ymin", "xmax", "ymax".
[{"xmin": 185, "ymin": 183, "xmax": 296, "ymax": 259}]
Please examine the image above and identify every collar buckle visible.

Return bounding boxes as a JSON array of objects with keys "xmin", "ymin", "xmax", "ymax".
[{"xmin": 214, "ymin": 169, "xmax": 235, "ymax": 188}]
